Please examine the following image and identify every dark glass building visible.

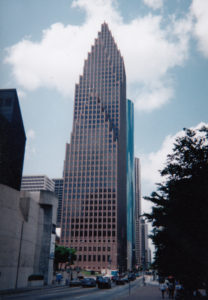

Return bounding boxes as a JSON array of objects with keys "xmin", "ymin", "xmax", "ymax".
[
  {"xmin": 61, "ymin": 23, "xmax": 127, "ymax": 272},
  {"xmin": 135, "ymin": 157, "xmax": 142, "ymax": 267},
  {"xmin": 126, "ymin": 99, "xmax": 135, "ymax": 270},
  {"xmin": 53, "ymin": 178, "xmax": 63, "ymax": 227},
  {"xmin": 0, "ymin": 89, "xmax": 26, "ymax": 191}
]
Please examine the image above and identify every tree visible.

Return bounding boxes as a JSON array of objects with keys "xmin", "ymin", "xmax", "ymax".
[
  {"xmin": 54, "ymin": 245, "xmax": 76, "ymax": 271},
  {"xmin": 144, "ymin": 126, "xmax": 208, "ymax": 294}
]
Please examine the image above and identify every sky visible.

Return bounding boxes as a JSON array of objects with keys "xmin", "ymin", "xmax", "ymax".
[{"xmin": 1, "ymin": 0, "xmax": 208, "ymax": 217}]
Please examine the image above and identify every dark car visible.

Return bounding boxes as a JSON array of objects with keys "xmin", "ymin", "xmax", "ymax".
[
  {"xmin": 116, "ymin": 277, "xmax": 125, "ymax": 285},
  {"xmin": 96, "ymin": 276, "xmax": 103, "ymax": 284},
  {"xmin": 69, "ymin": 279, "xmax": 81, "ymax": 287},
  {"xmin": 81, "ymin": 278, "xmax": 96, "ymax": 288},
  {"xmin": 128, "ymin": 273, "xmax": 136, "ymax": 281},
  {"xmin": 111, "ymin": 275, "xmax": 118, "ymax": 282},
  {"xmin": 98, "ymin": 277, "xmax": 111, "ymax": 289},
  {"xmin": 123, "ymin": 276, "xmax": 129, "ymax": 283}
]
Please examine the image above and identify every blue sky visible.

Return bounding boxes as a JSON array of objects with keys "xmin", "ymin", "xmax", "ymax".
[{"xmin": 1, "ymin": 0, "xmax": 208, "ymax": 214}]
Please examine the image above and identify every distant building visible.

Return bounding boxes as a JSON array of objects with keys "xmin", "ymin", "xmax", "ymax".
[
  {"xmin": 126, "ymin": 99, "xmax": 135, "ymax": 271},
  {"xmin": 52, "ymin": 178, "xmax": 63, "ymax": 227},
  {"xmin": 135, "ymin": 158, "xmax": 142, "ymax": 268},
  {"xmin": 21, "ymin": 175, "xmax": 55, "ymax": 192},
  {"xmin": 141, "ymin": 218, "xmax": 149, "ymax": 270},
  {"xmin": 0, "ymin": 184, "xmax": 58, "ymax": 290},
  {"xmin": 0, "ymin": 89, "xmax": 26, "ymax": 191}
]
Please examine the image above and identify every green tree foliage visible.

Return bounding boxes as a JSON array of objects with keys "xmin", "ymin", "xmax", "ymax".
[
  {"xmin": 54, "ymin": 245, "xmax": 76, "ymax": 271},
  {"xmin": 144, "ymin": 126, "xmax": 208, "ymax": 292}
]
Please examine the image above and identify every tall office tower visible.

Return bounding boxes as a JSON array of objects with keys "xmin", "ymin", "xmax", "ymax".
[
  {"xmin": 135, "ymin": 157, "xmax": 142, "ymax": 267},
  {"xmin": 141, "ymin": 218, "xmax": 149, "ymax": 270},
  {"xmin": 52, "ymin": 178, "xmax": 64, "ymax": 227},
  {"xmin": 0, "ymin": 89, "xmax": 26, "ymax": 191},
  {"xmin": 126, "ymin": 99, "xmax": 135, "ymax": 271},
  {"xmin": 61, "ymin": 23, "xmax": 127, "ymax": 272},
  {"xmin": 21, "ymin": 175, "xmax": 55, "ymax": 192}
]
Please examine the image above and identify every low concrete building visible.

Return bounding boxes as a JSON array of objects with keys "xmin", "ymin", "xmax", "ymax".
[
  {"xmin": 0, "ymin": 184, "xmax": 58, "ymax": 290},
  {"xmin": 21, "ymin": 175, "xmax": 55, "ymax": 192}
]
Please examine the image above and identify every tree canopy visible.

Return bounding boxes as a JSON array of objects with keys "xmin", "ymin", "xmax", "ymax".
[
  {"xmin": 144, "ymin": 126, "xmax": 208, "ymax": 293},
  {"xmin": 54, "ymin": 245, "xmax": 76, "ymax": 271}
]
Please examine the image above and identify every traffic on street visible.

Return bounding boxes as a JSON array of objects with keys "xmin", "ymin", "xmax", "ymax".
[{"xmin": 0, "ymin": 275, "xmax": 145, "ymax": 300}]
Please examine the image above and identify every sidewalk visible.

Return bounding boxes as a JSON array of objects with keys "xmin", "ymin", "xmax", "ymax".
[
  {"xmin": 0, "ymin": 283, "xmax": 65, "ymax": 296},
  {"xmin": 115, "ymin": 283, "xmax": 162, "ymax": 300}
]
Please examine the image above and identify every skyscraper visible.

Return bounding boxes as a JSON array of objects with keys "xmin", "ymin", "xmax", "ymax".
[
  {"xmin": 141, "ymin": 218, "xmax": 150, "ymax": 270},
  {"xmin": 52, "ymin": 178, "xmax": 64, "ymax": 227},
  {"xmin": 61, "ymin": 23, "xmax": 127, "ymax": 272},
  {"xmin": 126, "ymin": 99, "xmax": 135, "ymax": 271},
  {"xmin": 0, "ymin": 89, "xmax": 26, "ymax": 191},
  {"xmin": 135, "ymin": 157, "xmax": 142, "ymax": 267}
]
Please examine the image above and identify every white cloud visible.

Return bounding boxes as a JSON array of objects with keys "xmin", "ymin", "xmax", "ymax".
[
  {"xmin": 143, "ymin": 0, "xmax": 164, "ymax": 10},
  {"xmin": 191, "ymin": 0, "xmax": 208, "ymax": 58},
  {"xmin": 25, "ymin": 129, "xmax": 36, "ymax": 160},
  {"xmin": 27, "ymin": 129, "xmax": 36, "ymax": 139},
  {"xmin": 17, "ymin": 89, "xmax": 26, "ymax": 99},
  {"xmin": 134, "ymin": 84, "xmax": 173, "ymax": 112},
  {"xmin": 5, "ymin": 0, "xmax": 191, "ymax": 111}
]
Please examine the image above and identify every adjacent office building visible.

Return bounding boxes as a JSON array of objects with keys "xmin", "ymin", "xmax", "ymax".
[
  {"xmin": 135, "ymin": 157, "xmax": 142, "ymax": 267},
  {"xmin": 52, "ymin": 178, "xmax": 64, "ymax": 227},
  {"xmin": 61, "ymin": 23, "xmax": 127, "ymax": 272},
  {"xmin": 0, "ymin": 89, "xmax": 26, "ymax": 191},
  {"xmin": 0, "ymin": 91, "xmax": 58, "ymax": 289},
  {"xmin": 141, "ymin": 218, "xmax": 150, "ymax": 270},
  {"xmin": 21, "ymin": 175, "xmax": 55, "ymax": 192},
  {"xmin": 126, "ymin": 99, "xmax": 135, "ymax": 271},
  {"xmin": 21, "ymin": 176, "xmax": 64, "ymax": 230},
  {"xmin": 0, "ymin": 186, "xmax": 58, "ymax": 290}
]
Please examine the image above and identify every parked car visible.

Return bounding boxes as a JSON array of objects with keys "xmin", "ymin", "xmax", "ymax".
[
  {"xmin": 96, "ymin": 276, "xmax": 103, "ymax": 284},
  {"xmin": 111, "ymin": 275, "xmax": 118, "ymax": 282},
  {"xmin": 116, "ymin": 277, "xmax": 125, "ymax": 285},
  {"xmin": 128, "ymin": 273, "xmax": 136, "ymax": 281},
  {"xmin": 69, "ymin": 279, "xmax": 81, "ymax": 287},
  {"xmin": 123, "ymin": 276, "xmax": 130, "ymax": 283},
  {"xmin": 98, "ymin": 277, "xmax": 111, "ymax": 289},
  {"xmin": 81, "ymin": 278, "xmax": 96, "ymax": 288}
]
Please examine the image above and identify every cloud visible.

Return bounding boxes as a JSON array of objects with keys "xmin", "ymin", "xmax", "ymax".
[
  {"xmin": 191, "ymin": 0, "xmax": 208, "ymax": 58},
  {"xmin": 5, "ymin": 0, "xmax": 191, "ymax": 111},
  {"xmin": 27, "ymin": 129, "xmax": 36, "ymax": 139},
  {"xmin": 17, "ymin": 89, "xmax": 26, "ymax": 99},
  {"xmin": 134, "ymin": 84, "xmax": 173, "ymax": 112},
  {"xmin": 138, "ymin": 122, "xmax": 208, "ymax": 193},
  {"xmin": 25, "ymin": 129, "xmax": 36, "ymax": 160},
  {"xmin": 143, "ymin": 0, "xmax": 164, "ymax": 10}
]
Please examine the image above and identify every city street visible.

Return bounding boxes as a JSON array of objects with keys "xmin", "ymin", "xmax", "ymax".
[{"xmin": 0, "ymin": 278, "xmax": 161, "ymax": 300}]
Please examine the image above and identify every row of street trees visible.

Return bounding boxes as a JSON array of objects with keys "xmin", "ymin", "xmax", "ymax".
[
  {"xmin": 54, "ymin": 245, "xmax": 76, "ymax": 272},
  {"xmin": 144, "ymin": 126, "xmax": 208, "ymax": 295}
]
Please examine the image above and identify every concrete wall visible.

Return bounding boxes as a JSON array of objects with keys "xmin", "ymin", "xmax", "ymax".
[
  {"xmin": 0, "ymin": 185, "xmax": 23, "ymax": 289},
  {"xmin": 0, "ymin": 185, "xmax": 58, "ymax": 290}
]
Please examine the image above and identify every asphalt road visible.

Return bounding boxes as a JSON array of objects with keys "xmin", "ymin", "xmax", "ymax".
[{"xmin": 1, "ymin": 278, "xmax": 144, "ymax": 300}]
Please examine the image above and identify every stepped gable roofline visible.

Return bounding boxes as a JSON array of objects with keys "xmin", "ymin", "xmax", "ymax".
[{"xmin": 75, "ymin": 23, "xmax": 123, "ymax": 85}]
